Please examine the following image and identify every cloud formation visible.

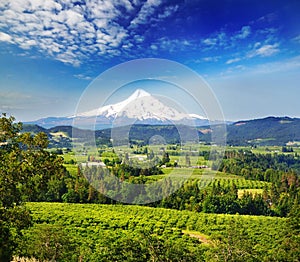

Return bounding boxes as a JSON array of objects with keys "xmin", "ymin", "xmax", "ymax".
[
  {"xmin": 0, "ymin": 0, "xmax": 294, "ymax": 71},
  {"xmin": 0, "ymin": 0, "xmax": 176, "ymax": 66}
]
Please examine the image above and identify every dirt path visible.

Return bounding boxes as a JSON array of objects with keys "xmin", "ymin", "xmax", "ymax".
[{"xmin": 182, "ymin": 230, "xmax": 211, "ymax": 244}]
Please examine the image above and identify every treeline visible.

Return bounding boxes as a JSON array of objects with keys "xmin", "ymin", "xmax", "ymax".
[
  {"xmin": 218, "ymin": 150, "xmax": 300, "ymax": 216},
  {"xmin": 219, "ymin": 150, "xmax": 300, "ymax": 181},
  {"xmin": 13, "ymin": 150, "xmax": 300, "ymax": 218},
  {"xmin": 153, "ymin": 180, "xmax": 270, "ymax": 216},
  {"xmin": 29, "ymin": 162, "xmax": 297, "ymax": 217}
]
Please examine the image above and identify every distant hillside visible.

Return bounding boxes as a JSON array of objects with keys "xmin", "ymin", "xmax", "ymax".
[
  {"xmin": 22, "ymin": 124, "xmax": 207, "ymax": 147},
  {"xmin": 22, "ymin": 116, "xmax": 300, "ymax": 147},
  {"xmin": 22, "ymin": 124, "xmax": 47, "ymax": 134},
  {"xmin": 227, "ymin": 116, "xmax": 300, "ymax": 146}
]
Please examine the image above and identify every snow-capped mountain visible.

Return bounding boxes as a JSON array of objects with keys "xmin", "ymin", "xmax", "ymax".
[
  {"xmin": 26, "ymin": 89, "xmax": 209, "ymax": 129},
  {"xmin": 75, "ymin": 89, "xmax": 151, "ymax": 119}
]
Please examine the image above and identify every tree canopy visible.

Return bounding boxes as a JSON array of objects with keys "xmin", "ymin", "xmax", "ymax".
[{"xmin": 0, "ymin": 113, "xmax": 67, "ymax": 261}]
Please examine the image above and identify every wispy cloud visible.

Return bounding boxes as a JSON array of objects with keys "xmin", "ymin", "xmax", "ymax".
[
  {"xmin": 248, "ymin": 43, "xmax": 280, "ymax": 58},
  {"xmin": 129, "ymin": 0, "xmax": 163, "ymax": 28},
  {"xmin": 0, "ymin": 91, "xmax": 32, "ymax": 111},
  {"xmin": 224, "ymin": 42, "xmax": 280, "ymax": 66},
  {"xmin": 226, "ymin": 57, "xmax": 241, "ymax": 64},
  {"xmin": 202, "ymin": 56, "xmax": 220, "ymax": 62},
  {"xmin": 219, "ymin": 55, "xmax": 300, "ymax": 79},
  {"xmin": 155, "ymin": 37, "xmax": 193, "ymax": 53},
  {"xmin": 233, "ymin": 26, "xmax": 251, "ymax": 39},
  {"xmin": 202, "ymin": 25, "xmax": 251, "ymax": 52},
  {"xmin": 74, "ymin": 73, "xmax": 92, "ymax": 81},
  {"xmin": 292, "ymin": 34, "xmax": 300, "ymax": 44},
  {"xmin": 202, "ymin": 31, "xmax": 226, "ymax": 48}
]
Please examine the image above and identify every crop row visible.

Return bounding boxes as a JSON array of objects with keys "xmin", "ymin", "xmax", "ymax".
[
  {"xmin": 197, "ymin": 178, "xmax": 270, "ymax": 189},
  {"xmin": 26, "ymin": 202, "xmax": 285, "ymax": 252}
]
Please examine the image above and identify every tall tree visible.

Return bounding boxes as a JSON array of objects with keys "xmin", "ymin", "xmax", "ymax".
[{"xmin": 0, "ymin": 114, "xmax": 66, "ymax": 261}]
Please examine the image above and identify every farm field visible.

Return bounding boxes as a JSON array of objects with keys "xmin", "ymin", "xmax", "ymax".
[
  {"xmin": 2, "ymin": 114, "xmax": 299, "ymax": 261},
  {"xmin": 15, "ymin": 202, "xmax": 288, "ymax": 261}
]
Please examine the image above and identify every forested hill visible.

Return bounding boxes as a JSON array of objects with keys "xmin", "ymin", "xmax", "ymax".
[
  {"xmin": 22, "ymin": 116, "xmax": 300, "ymax": 147},
  {"xmin": 227, "ymin": 116, "xmax": 300, "ymax": 145}
]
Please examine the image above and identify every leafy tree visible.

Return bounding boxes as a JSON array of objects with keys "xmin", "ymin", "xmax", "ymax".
[
  {"xmin": 161, "ymin": 151, "xmax": 170, "ymax": 165},
  {"xmin": 0, "ymin": 114, "xmax": 31, "ymax": 261},
  {"xmin": 207, "ymin": 219, "xmax": 260, "ymax": 261},
  {"xmin": 0, "ymin": 114, "xmax": 67, "ymax": 261},
  {"xmin": 274, "ymin": 203, "xmax": 300, "ymax": 261},
  {"xmin": 185, "ymin": 154, "xmax": 191, "ymax": 167},
  {"xmin": 19, "ymin": 224, "xmax": 78, "ymax": 262}
]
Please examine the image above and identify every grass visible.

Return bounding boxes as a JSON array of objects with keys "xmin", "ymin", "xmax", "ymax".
[{"xmin": 64, "ymin": 164, "xmax": 78, "ymax": 176}]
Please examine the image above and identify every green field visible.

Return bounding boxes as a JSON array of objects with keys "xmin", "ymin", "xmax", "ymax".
[{"xmin": 16, "ymin": 202, "xmax": 288, "ymax": 261}]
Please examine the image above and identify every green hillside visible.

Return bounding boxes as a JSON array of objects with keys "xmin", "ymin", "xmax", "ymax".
[
  {"xmin": 15, "ymin": 202, "xmax": 289, "ymax": 261},
  {"xmin": 227, "ymin": 116, "xmax": 300, "ymax": 145}
]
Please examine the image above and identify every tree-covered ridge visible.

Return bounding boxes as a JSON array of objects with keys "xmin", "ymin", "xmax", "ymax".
[
  {"xmin": 22, "ymin": 116, "xmax": 300, "ymax": 147},
  {"xmin": 226, "ymin": 116, "xmax": 300, "ymax": 145}
]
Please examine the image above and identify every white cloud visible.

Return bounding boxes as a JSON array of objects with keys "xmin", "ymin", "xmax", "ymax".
[
  {"xmin": 74, "ymin": 73, "xmax": 92, "ymax": 80},
  {"xmin": 202, "ymin": 37, "xmax": 217, "ymax": 46},
  {"xmin": 202, "ymin": 56, "xmax": 220, "ymax": 62},
  {"xmin": 20, "ymin": 39, "xmax": 37, "ymax": 49},
  {"xmin": 154, "ymin": 37, "xmax": 194, "ymax": 53},
  {"xmin": 202, "ymin": 31, "xmax": 227, "ymax": 49},
  {"xmin": 256, "ymin": 12, "xmax": 278, "ymax": 24},
  {"xmin": 226, "ymin": 57, "xmax": 241, "ymax": 64},
  {"xmin": 0, "ymin": 0, "xmax": 176, "ymax": 66},
  {"xmin": 234, "ymin": 26, "xmax": 251, "ymax": 39},
  {"xmin": 130, "ymin": 0, "xmax": 163, "ymax": 27},
  {"xmin": 150, "ymin": 44, "xmax": 158, "ymax": 50},
  {"xmin": 248, "ymin": 43, "xmax": 280, "ymax": 58},
  {"xmin": 0, "ymin": 32, "xmax": 12, "ymax": 42},
  {"xmin": 158, "ymin": 5, "xmax": 179, "ymax": 19},
  {"xmin": 129, "ymin": 0, "xmax": 177, "ymax": 29}
]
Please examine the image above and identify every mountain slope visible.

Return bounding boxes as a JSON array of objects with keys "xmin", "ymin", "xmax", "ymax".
[{"xmin": 227, "ymin": 116, "xmax": 300, "ymax": 145}]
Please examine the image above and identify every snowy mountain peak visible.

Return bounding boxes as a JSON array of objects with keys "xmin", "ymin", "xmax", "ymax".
[
  {"xmin": 30, "ymin": 89, "xmax": 209, "ymax": 128},
  {"xmin": 128, "ymin": 89, "xmax": 151, "ymax": 100}
]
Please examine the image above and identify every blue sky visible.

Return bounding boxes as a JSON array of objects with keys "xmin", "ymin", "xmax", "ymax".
[{"xmin": 0, "ymin": 0, "xmax": 300, "ymax": 122}]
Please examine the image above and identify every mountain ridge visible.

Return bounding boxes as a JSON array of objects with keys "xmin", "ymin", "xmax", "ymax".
[{"xmin": 22, "ymin": 116, "xmax": 300, "ymax": 147}]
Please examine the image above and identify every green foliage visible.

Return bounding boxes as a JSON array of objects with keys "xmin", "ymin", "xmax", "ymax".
[
  {"xmin": 161, "ymin": 151, "xmax": 170, "ymax": 165},
  {"xmin": 0, "ymin": 114, "xmax": 69, "ymax": 261},
  {"xmin": 19, "ymin": 224, "xmax": 77, "ymax": 262},
  {"xmin": 0, "ymin": 114, "xmax": 31, "ymax": 261},
  {"xmin": 206, "ymin": 219, "xmax": 260, "ymax": 261},
  {"xmin": 16, "ymin": 202, "xmax": 288, "ymax": 261},
  {"xmin": 273, "ymin": 204, "xmax": 300, "ymax": 261}
]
